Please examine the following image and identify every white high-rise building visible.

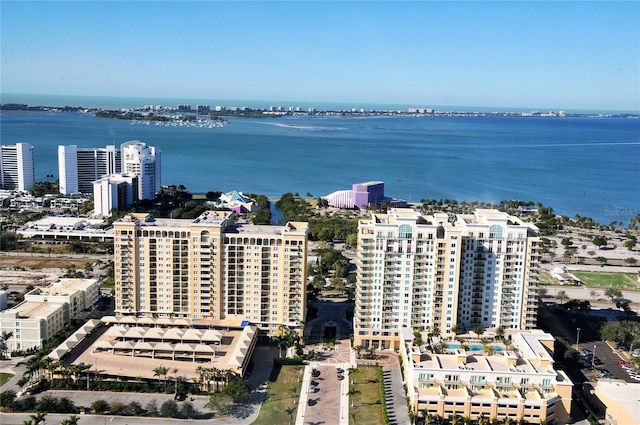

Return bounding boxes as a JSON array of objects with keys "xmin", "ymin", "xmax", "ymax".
[
  {"xmin": 0, "ymin": 143, "xmax": 35, "ymax": 191},
  {"xmin": 93, "ymin": 174, "xmax": 138, "ymax": 217},
  {"xmin": 58, "ymin": 145, "xmax": 120, "ymax": 195},
  {"xmin": 354, "ymin": 208, "xmax": 541, "ymax": 350},
  {"xmin": 121, "ymin": 140, "xmax": 161, "ymax": 200}
]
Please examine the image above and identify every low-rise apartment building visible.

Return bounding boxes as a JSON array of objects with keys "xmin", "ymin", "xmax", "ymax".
[
  {"xmin": 0, "ymin": 278, "xmax": 100, "ymax": 350},
  {"xmin": 400, "ymin": 328, "xmax": 572, "ymax": 424}
]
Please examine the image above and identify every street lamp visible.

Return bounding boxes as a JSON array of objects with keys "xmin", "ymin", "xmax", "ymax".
[
  {"xmin": 591, "ymin": 345, "xmax": 597, "ymax": 369},
  {"xmin": 576, "ymin": 328, "xmax": 581, "ymax": 348}
]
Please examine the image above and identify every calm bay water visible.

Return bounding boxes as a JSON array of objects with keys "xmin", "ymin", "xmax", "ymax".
[{"xmin": 1, "ymin": 107, "xmax": 639, "ymax": 225}]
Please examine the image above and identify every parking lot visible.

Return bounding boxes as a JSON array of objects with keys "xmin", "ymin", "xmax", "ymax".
[
  {"xmin": 577, "ymin": 341, "xmax": 640, "ymax": 383},
  {"xmin": 300, "ymin": 365, "xmax": 345, "ymax": 425}
]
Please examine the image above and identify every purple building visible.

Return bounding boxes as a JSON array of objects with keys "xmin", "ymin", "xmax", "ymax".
[
  {"xmin": 324, "ymin": 181, "xmax": 406, "ymax": 209},
  {"xmin": 351, "ymin": 181, "xmax": 385, "ymax": 209}
]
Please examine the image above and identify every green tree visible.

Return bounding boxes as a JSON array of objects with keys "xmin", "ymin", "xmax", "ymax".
[
  {"xmin": 153, "ymin": 365, "xmax": 169, "ymax": 392},
  {"xmin": 180, "ymin": 401, "xmax": 194, "ymax": 419},
  {"xmin": 472, "ymin": 326, "xmax": 485, "ymax": 337},
  {"xmin": 91, "ymin": 399, "xmax": 109, "ymax": 414},
  {"xmin": 451, "ymin": 324, "xmax": 462, "ymax": 340},
  {"xmin": 536, "ymin": 287, "xmax": 548, "ymax": 299},
  {"xmin": 221, "ymin": 379, "xmax": 250, "ymax": 402},
  {"xmin": 36, "ymin": 395, "xmax": 59, "ymax": 412},
  {"xmin": 58, "ymin": 396, "xmax": 75, "ymax": 413},
  {"xmin": 593, "ymin": 235, "xmax": 608, "ymax": 247},
  {"xmin": 555, "ymin": 290, "xmax": 569, "ymax": 305},
  {"xmin": 600, "ymin": 321, "xmax": 626, "ymax": 345},
  {"xmin": 345, "ymin": 233, "xmax": 358, "ymax": 249},
  {"xmin": 285, "ymin": 406, "xmax": 295, "ymax": 425},
  {"xmin": 0, "ymin": 230, "xmax": 19, "ymax": 250},
  {"xmin": 60, "ymin": 414, "xmax": 79, "ymax": 425},
  {"xmin": 561, "ymin": 237, "xmax": 573, "ymax": 247},
  {"xmin": 160, "ymin": 400, "xmax": 178, "ymax": 417},
  {"xmin": 604, "ymin": 288, "xmax": 623, "ymax": 303},
  {"xmin": 109, "ymin": 401, "xmax": 124, "ymax": 415},
  {"xmin": 0, "ymin": 389, "xmax": 17, "ymax": 409},
  {"xmin": 129, "ymin": 401, "xmax": 144, "ymax": 416},
  {"xmin": 145, "ymin": 399, "xmax": 159, "ymax": 417}
]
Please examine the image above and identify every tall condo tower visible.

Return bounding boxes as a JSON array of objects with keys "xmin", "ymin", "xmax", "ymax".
[
  {"xmin": 113, "ymin": 211, "xmax": 308, "ymax": 336},
  {"xmin": 0, "ymin": 143, "xmax": 35, "ymax": 191},
  {"xmin": 58, "ymin": 145, "xmax": 120, "ymax": 195},
  {"xmin": 121, "ymin": 140, "xmax": 161, "ymax": 200},
  {"xmin": 354, "ymin": 208, "xmax": 541, "ymax": 350}
]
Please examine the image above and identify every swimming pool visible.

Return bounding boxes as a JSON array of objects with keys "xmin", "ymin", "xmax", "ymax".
[{"xmin": 445, "ymin": 343, "xmax": 503, "ymax": 351}]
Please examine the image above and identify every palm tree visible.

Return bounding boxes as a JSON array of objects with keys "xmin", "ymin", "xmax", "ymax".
[
  {"xmin": 555, "ymin": 290, "xmax": 569, "ymax": 306},
  {"xmin": 429, "ymin": 326, "xmax": 441, "ymax": 339},
  {"xmin": 472, "ymin": 326, "xmax": 485, "ymax": 338},
  {"xmin": 451, "ymin": 324, "xmax": 461, "ymax": 340},
  {"xmin": 29, "ymin": 412, "xmax": 46, "ymax": 425},
  {"xmin": 60, "ymin": 415, "xmax": 79, "ymax": 425},
  {"xmin": 171, "ymin": 368, "xmax": 179, "ymax": 396},
  {"xmin": 284, "ymin": 406, "xmax": 295, "ymax": 425},
  {"xmin": 347, "ymin": 387, "xmax": 360, "ymax": 408},
  {"xmin": 209, "ymin": 367, "xmax": 222, "ymax": 392},
  {"xmin": 195, "ymin": 366, "xmax": 205, "ymax": 391},
  {"xmin": 153, "ymin": 365, "xmax": 169, "ymax": 392}
]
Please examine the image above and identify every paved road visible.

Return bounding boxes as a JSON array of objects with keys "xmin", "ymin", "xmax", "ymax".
[
  {"xmin": 0, "ymin": 355, "xmax": 31, "ymax": 394},
  {"xmin": 300, "ymin": 365, "xmax": 343, "ymax": 425},
  {"xmin": 545, "ymin": 285, "xmax": 640, "ymax": 304},
  {"xmin": 382, "ymin": 366, "xmax": 411, "ymax": 425}
]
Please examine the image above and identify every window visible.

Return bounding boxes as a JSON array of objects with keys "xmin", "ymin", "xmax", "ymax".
[{"xmin": 399, "ymin": 225, "xmax": 412, "ymax": 239}]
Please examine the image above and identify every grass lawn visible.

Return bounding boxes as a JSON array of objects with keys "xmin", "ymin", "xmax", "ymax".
[
  {"xmin": 251, "ymin": 364, "xmax": 303, "ymax": 425},
  {"xmin": 572, "ymin": 271, "xmax": 639, "ymax": 289},
  {"xmin": 348, "ymin": 366, "xmax": 384, "ymax": 425},
  {"xmin": 0, "ymin": 372, "xmax": 14, "ymax": 386},
  {"xmin": 537, "ymin": 272, "xmax": 556, "ymax": 286}
]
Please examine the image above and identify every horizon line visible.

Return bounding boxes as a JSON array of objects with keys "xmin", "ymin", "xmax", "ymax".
[{"xmin": 2, "ymin": 92, "xmax": 639, "ymax": 115}]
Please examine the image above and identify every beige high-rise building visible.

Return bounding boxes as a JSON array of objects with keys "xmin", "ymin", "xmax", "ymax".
[
  {"xmin": 113, "ymin": 211, "xmax": 308, "ymax": 335},
  {"xmin": 354, "ymin": 208, "xmax": 541, "ymax": 349}
]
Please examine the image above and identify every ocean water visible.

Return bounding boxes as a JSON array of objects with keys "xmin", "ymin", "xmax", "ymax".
[{"xmin": 1, "ymin": 108, "xmax": 638, "ymax": 225}]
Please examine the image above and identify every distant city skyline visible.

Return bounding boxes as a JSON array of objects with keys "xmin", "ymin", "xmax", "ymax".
[{"xmin": 1, "ymin": 1, "xmax": 639, "ymax": 112}]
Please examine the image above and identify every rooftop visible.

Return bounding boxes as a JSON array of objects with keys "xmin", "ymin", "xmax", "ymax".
[
  {"xmin": 30, "ymin": 278, "xmax": 98, "ymax": 297},
  {"xmin": 1, "ymin": 300, "xmax": 62, "ymax": 319}
]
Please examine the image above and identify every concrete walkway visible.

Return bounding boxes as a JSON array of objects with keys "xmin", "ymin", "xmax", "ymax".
[{"xmin": 382, "ymin": 366, "xmax": 411, "ymax": 425}]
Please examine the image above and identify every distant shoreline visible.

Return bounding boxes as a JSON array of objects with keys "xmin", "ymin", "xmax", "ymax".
[{"xmin": 1, "ymin": 102, "xmax": 638, "ymax": 120}]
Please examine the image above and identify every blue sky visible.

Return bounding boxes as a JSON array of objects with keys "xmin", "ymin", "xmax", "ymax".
[{"xmin": 1, "ymin": 1, "xmax": 639, "ymax": 111}]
